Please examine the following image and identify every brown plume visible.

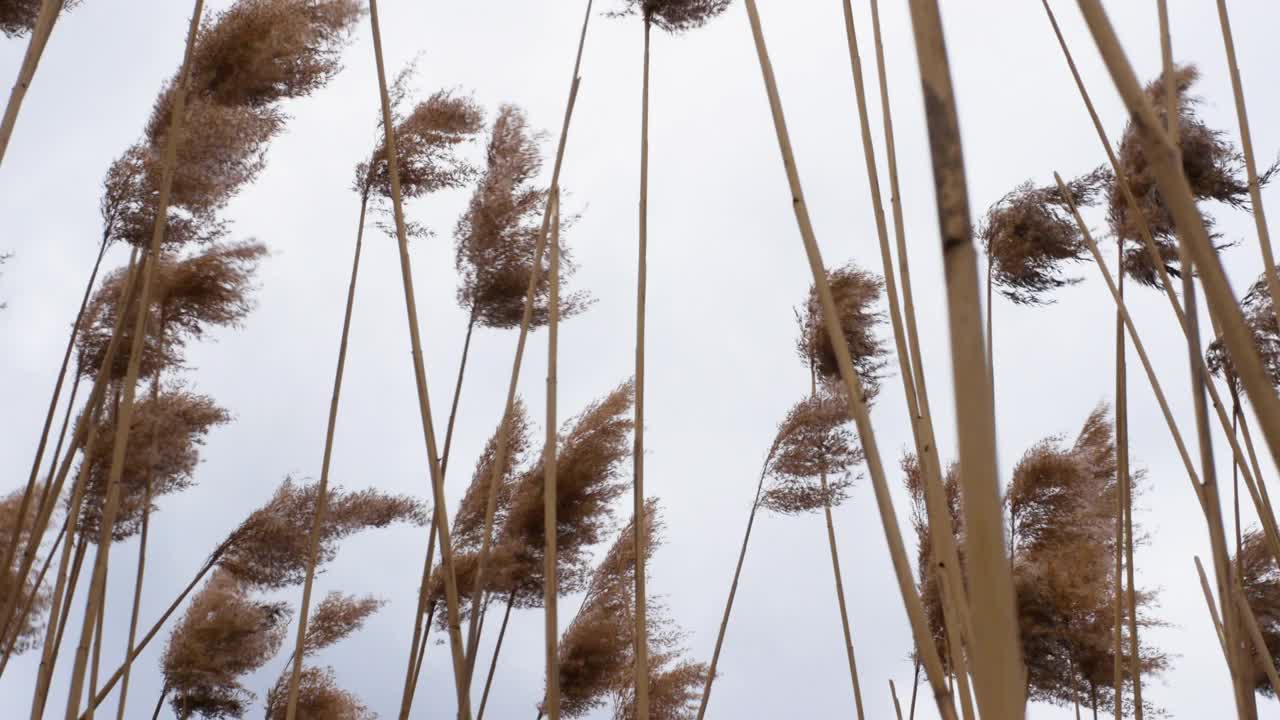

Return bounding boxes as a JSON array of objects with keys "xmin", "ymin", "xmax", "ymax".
[
  {"xmin": 901, "ymin": 452, "xmax": 962, "ymax": 670},
  {"xmin": 1110, "ymin": 64, "xmax": 1277, "ymax": 287},
  {"xmin": 76, "ymin": 389, "xmax": 230, "ymax": 543},
  {"xmin": 555, "ymin": 499, "xmax": 661, "ymax": 718},
  {"xmin": 796, "ymin": 261, "xmax": 887, "ymax": 395},
  {"xmin": 264, "ymin": 665, "xmax": 373, "ymax": 720},
  {"xmin": 0, "ymin": 486, "xmax": 51, "ymax": 656},
  {"xmin": 0, "ymin": 0, "xmax": 79, "ymax": 39},
  {"xmin": 758, "ymin": 384, "xmax": 862, "ymax": 515},
  {"xmin": 220, "ymin": 477, "xmax": 425, "ymax": 591},
  {"xmin": 161, "ymin": 569, "xmax": 291, "ymax": 718},
  {"xmin": 1206, "ymin": 265, "xmax": 1280, "ymax": 394},
  {"xmin": 452, "ymin": 399, "xmax": 533, "ymax": 552},
  {"xmin": 302, "ymin": 592, "xmax": 384, "ymax": 657},
  {"xmin": 607, "ymin": 0, "xmax": 732, "ymax": 33},
  {"xmin": 357, "ymin": 87, "xmax": 485, "ymax": 203},
  {"xmin": 77, "ymin": 242, "xmax": 266, "ymax": 379},
  {"xmin": 455, "ymin": 104, "xmax": 591, "ymax": 329},
  {"xmin": 979, "ymin": 167, "xmax": 1109, "ymax": 305}
]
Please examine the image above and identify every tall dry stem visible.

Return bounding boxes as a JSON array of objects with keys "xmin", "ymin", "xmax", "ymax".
[{"xmin": 740, "ymin": 2, "xmax": 957, "ymax": 717}]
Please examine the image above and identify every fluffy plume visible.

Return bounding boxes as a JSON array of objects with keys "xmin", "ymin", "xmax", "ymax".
[
  {"xmin": 1237, "ymin": 528, "xmax": 1280, "ymax": 696},
  {"xmin": 161, "ymin": 569, "xmax": 291, "ymax": 718},
  {"xmin": 264, "ymin": 666, "xmax": 373, "ymax": 720},
  {"xmin": 758, "ymin": 385, "xmax": 862, "ymax": 515},
  {"xmin": 607, "ymin": 0, "xmax": 733, "ymax": 33},
  {"xmin": 455, "ymin": 104, "xmax": 591, "ymax": 329},
  {"xmin": 796, "ymin": 261, "xmax": 887, "ymax": 396},
  {"xmin": 186, "ymin": 0, "xmax": 363, "ymax": 108},
  {"xmin": 302, "ymin": 592, "xmax": 384, "ymax": 657},
  {"xmin": 901, "ymin": 452, "xmax": 962, "ymax": 670},
  {"xmin": 1006, "ymin": 406, "xmax": 1167, "ymax": 712},
  {"xmin": 77, "ymin": 242, "xmax": 266, "ymax": 379},
  {"xmin": 1109, "ymin": 64, "xmax": 1276, "ymax": 287},
  {"xmin": 451, "ymin": 399, "xmax": 533, "ymax": 552},
  {"xmin": 357, "ymin": 87, "xmax": 485, "ymax": 202},
  {"xmin": 1206, "ymin": 265, "xmax": 1280, "ymax": 394},
  {"xmin": 0, "ymin": 0, "xmax": 79, "ymax": 39},
  {"xmin": 555, "ymin": 499, "xmax": 661, "ymax": 718},
  {"xmin": 220, "ymin": 477, "xmax": 425, "ymax": 590},
  {"xmin": 76, "ymin": 390, "xmax": 230, "ymax": 542},
  {"xmin": 0, "ymin": 486, "xmax": 51, "ymax": 656},
  {"xmin": 979, "ymin": 167, "xmax": 1109, "ymax": 305}
]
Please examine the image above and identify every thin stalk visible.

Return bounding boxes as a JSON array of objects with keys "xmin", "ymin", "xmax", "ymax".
[
  {"xmin": 88, "ymin": 548, "xmax": 107, "ymax": 719},
  {"xmin": 839, "ymin": 3, "xmax": 974, "ymax": 674},
  {"xmin": 442, "ymin": 309, "xmax": 478, "ymax": 477},
  {"xmin": 366, "ymin": 1, "xmax": 471, "ymax": 714},
  {"xmin": 1113, "ymin": 218, "xmax": 1128, "ymax": 718},
  {"xmin": 64, "ymin": 0, "xmax": 206, "ymax": 712},
  {"xmin": 1057, "ymin": 175, "xmax": 1205, "ymax": 508},
  {"xmin": 543, "ymin": 187, "xmax": 562, "ymax": 720},
  {"xmin": 81, "ymin": 540, "xmax": 232, "ymax": 716},
  {"xmin": 986, "ymin": 255, "xmax": 993, "ymax": 393},
  {"xmin": 0, "ymin": 0, "xmax": 65, "ymax": 165},
  {"xmin": 937, "ymin": 570, "xmax": 976, "ymax": 720},
  {"xmin": 476, "ymin": 592, "xmax": 516, "ymax": 720},
  {"xmin": 34, "ymin": 534, "xmax": 87, "ymax": 718},
  {"xmin": 868, "ymin": 0, "xmax": 977, "ymax": 660},
  {"xmin": 461, "ymin": 1, "xmax": 593, "ymax": 696},
  {"xmin": 151, "ymin": 685, "xmax": 168, "ymax": 720},
  {"xmin": 0, "ymin": 234, "xmax": 106, "ymax": 644},
  {"xmin": 904, "ymin": 1, "xmax": 1024, "ymax": 716},
  {"xmin": 819, "ymin": 472, "xmax": 866, "ymax": 719},
  {"xmin": 282, "ymin": 190, "xmax": 370, "ymax": 720},
  {"xmin": 909, "ymin": 661, "xmax": 920, "ymax": 720},
  {"xmin": 1214, "ymin": 0, "xmax": 1279, "ymax": 331},
  {"xmin": 741, "ymin": 3, "xmax": 957, "ymax": 718},
  {"xmin": 408, "ymin": 601, "xmax": 437, "ymax": 709},
  {"xmin": 891, "ymin": 680, "xmax": 905, "ymax": 720},
  {"xmin": 1233, "ymin": 393, "xmax": 1242, "ymax": 563},
  {"xmin": 694, "ymin": 463, "xmax": 770, "ymax": 719},
  {"xmin": 631, "ymin": 17, "xmax": 652, "ymax": 720}
]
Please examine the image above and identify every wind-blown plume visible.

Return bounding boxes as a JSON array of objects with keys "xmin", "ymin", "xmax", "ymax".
[
  {"xmin": 979, "ymin": 167, "xmax": 1109, "ymax": 305},
  {"xmin": 76, "ymin": 390, "xmax": 230, "ymax": 542},
  {"xmin": 0, "ymin": 0, "xmax": 80, "ymax": 39},
  {"xmin": 607, "ymin": 0, "xmax": 732, "ymax": 33},
  {"xmin": 0, "ymin": 486, "xmax": 51, "ymax": 656},
  {"xmin": 160, "ymin": 569, "xmax": 291, "ymax": 718},
  {"xmin": 455, "ymin": 104, "xmax": 590, "ymax": 329},
  {"xmin": 301, "ymin": 591, "xmax": 384, "ymax": 657},
  {"xmin": 1109, "ymin": 64, "xmax": 1277, "ymax": 287},
  {"xmin": 452, "ymin": 399, "xmax": 533, "ymax": 552},
  {"xmin": 796, "ymin": 261, "xmax": 887, "ymax": 395},
  {"xmin": 1207, "ymin": 265, "xmax": 1280, "ymax": 393},
  {"xmin": 758, "ymin": 384, "xmax": 863, "ymax": 515},
  {"xmin": 220, "ymin": 477, "xmax": 425, "ymax": 591},
  {"xmin": 265, "ymin": 665, "xmax": 373, "ymax": 720}
]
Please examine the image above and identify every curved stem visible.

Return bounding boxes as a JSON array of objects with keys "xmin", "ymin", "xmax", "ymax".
[
  {"xmin": 283, "ymin": 192, "xmax": 369, "ymax": 720},
  {"xmin": 631, "ymin": 19, "xmax": 652, "ymax": 720}
]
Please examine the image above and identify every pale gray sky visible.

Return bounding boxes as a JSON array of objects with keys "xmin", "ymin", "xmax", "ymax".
[{"xmin": 2, "ymin": 1, "xmax": 1279, "ymax": 718}]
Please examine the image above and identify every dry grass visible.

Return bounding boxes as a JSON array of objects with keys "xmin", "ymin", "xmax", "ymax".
[
  {"xmin": 1236, "ymin": 529, "xmax": 1280, "ymax": 696},
  {"xmin": 759, "ymin": 384, "xmax": 862, "ymax": 515},
  {"xmin": 265, "ymin": 665, "xmax": 373, "ymax": 720},
  {"xmin": 0, "ymin": 0, "xmax": 79, "ymax": 38},
  {"xmin": 0, "ymin": 486, "xmax": 50, "ymax": 656}
]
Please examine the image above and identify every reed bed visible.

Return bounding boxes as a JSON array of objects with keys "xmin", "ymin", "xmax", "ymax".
[{"xmin": 8, "ymin": 2, "xmax": 1280, "ymax": 719}]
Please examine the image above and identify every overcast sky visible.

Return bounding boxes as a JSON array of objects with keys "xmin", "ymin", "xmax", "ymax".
[{"xmin": 3, "ymin": 1, "xmax": 1280, "ymax": 718}]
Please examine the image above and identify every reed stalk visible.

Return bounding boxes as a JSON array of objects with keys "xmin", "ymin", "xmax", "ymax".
[
  {"xmin": 459, "ymin": 0, "xmax": 593, "ymax": 701},
  {"xmin": 937, "ymin": 569, "xmax": 975, "ymax": 720},
  {"xmin": 867, "ymin": 0, "xmax": 978, "ymax": 672},
  {"xmin": 0, "ymin": 515, "xmax": 65, "ymax": 675},
  {"xmin": 281, "ymin": 192, "xmax": 370, "ymax": 720},
  {"xmin": 1113, "ymin": 191, "xmax": 1129, "ymax": 720},
  {"xmin": 364, "ymin": 2, "xmax": 473, "ymax": 716},
  {"xmin": 543, "ymin": 187, "xmax": 562, "ymax": 720},
  {"xmin": 891, "ymin": 680, "xmax": 905, "ymax": 720},
  {"xmin": 1214, "ymin": 0, "xmax": 1279, "ymax": 332},
  {"xmin": 821, "ymin": 467, "xmax": 866, "ymax": 719},
  {"xmin": 0, "ymin": 0, "xmax": 65, "ymax": 165},
  {"xmin": 904, "ymin": 1, "xmax": 1024, "ymax": 716},
  {"xmin": 113, "ymin": 471, "xmax": 151, "ymax": 720},
  {"xmin": 630, "ymin": 16, "xmax": 652, "ymax": 720},
  {"xmin": 741, "ymin": 2, "xmax": 957, "ymax": 717}
]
